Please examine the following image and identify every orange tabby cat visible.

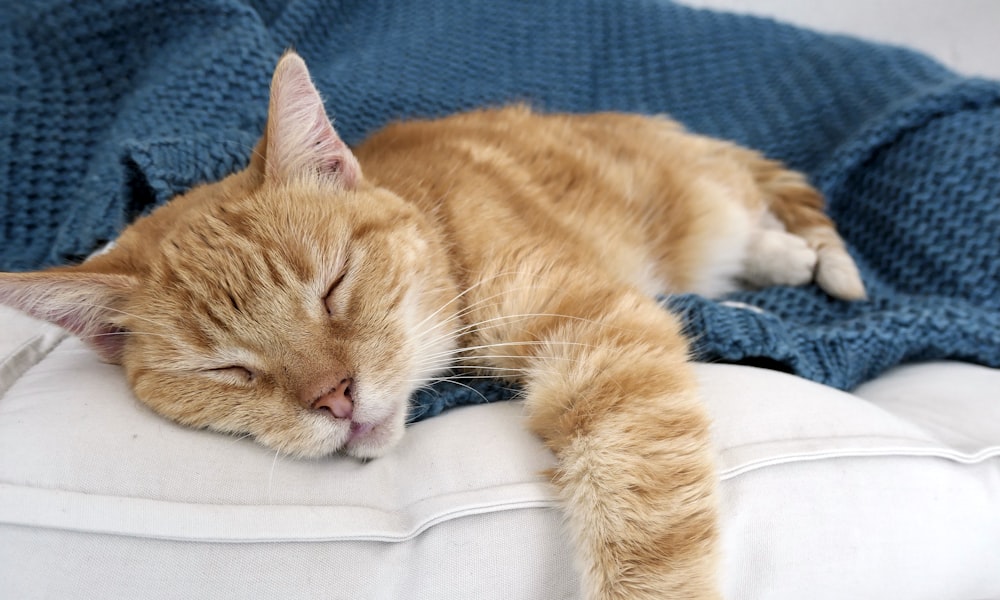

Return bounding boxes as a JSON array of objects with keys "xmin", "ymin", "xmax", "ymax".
[{"xmin": 0, "ymin": 52, "xmax": 864, "ymax": 599}]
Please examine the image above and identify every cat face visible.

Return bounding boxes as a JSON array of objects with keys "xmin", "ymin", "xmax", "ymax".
[
  {"xmin": 0, "ymin": 53, "xmax": 460, "ymax": 458},
  {"xmin": 123, "ymin": 182, "xmax": 454, "ymax": 458}
]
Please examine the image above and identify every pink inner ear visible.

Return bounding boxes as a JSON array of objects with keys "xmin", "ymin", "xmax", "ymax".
[
  {"xmin": 77, "ymin": 321, "xmax": 127, "ymax": 362},
  {"xmin": 0, "ymin": 272, "xmax": 136, "ymax": 364},
  {"xmin": 265, "ymin": 53, "xmax": 362, "ymax": 188},
  {"xmin": 47, "ymin": 303, "xmax": 128, "ymax": 364}
]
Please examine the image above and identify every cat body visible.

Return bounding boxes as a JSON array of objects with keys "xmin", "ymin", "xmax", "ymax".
[{"xmin": 0, "ymin": 53, "xmax": 864, "ymax": 599}]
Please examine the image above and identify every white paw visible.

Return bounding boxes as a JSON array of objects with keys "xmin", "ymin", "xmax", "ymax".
[{"xmin": 742, "ymin": 230, "xmax": 817, "ymax": 288}]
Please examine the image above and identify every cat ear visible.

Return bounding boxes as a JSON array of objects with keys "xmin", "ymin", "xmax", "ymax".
[
  {"xmin": 0, "ymin": 271, "xmax": 137, "ymax": 364},
  {"xmin": 263, "ymin": 52, "xmax": 362, "ymax": 188}
]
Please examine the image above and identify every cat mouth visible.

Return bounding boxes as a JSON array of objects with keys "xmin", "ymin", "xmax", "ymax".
[
  {"xmin": 348, "ymin": 420, "xmax": 376, "ymax": 442},
  {"xmin": 342, "ymin": 406, "xmax": 402, "ymax": 456}
]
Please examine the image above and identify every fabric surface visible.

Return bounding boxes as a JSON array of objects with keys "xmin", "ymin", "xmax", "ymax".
[
  {"xmin": 3, "ymin": 302, "xmax": 1000, "ymax": 598},
  {"xmin": 1, "ymin": 0, "xmax": 998, "ymax": 416}
]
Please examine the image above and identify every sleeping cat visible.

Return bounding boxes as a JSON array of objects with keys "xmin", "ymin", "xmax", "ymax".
[{"xmin": 0, "ymin": 52, "xmax": 864, "ymax": 599}]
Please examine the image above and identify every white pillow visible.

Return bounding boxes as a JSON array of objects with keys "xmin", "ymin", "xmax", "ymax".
[{"xmin": 1, "ymin": 305, "xmax": 998, "ymax": 599}]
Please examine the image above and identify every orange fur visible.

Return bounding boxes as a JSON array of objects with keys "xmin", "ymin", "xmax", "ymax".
[{"xmin": 0, "ymin": 52, "xmax": 867, "ymax": 599}]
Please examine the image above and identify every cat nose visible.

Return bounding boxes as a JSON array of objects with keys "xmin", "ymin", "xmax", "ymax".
[{"xmin": 310, "ymin": 377, "xmax": 355, "ymax": 420}]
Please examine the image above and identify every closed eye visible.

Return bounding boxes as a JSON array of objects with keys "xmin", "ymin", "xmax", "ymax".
[
  {"xmin": 323, "ymin": 270, "xmax": 347, "ymax": 316},
  {"xmin": 205, "ymin": 366, "xmax": 256, "ymax": 384}
]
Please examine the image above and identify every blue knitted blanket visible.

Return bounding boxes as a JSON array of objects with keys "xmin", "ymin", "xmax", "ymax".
[{"xmin": 2, "ymin": 0, "xmax": 998, "ymax": 420}]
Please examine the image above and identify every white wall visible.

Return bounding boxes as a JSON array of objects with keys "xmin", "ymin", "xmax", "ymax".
[{"xmin": 678, "ymin": 0, "xmax": 1000, "ymax": 79}]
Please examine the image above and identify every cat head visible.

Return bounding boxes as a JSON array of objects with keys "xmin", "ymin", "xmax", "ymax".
[{"xmin": 0, "ymin": 52, "xmax": 460, "ymax": 459}]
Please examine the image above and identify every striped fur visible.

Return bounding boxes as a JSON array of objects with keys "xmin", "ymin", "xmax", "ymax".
[{"xmin": 0, "ymin": 52, "xmax": 865, "ymax": 599}]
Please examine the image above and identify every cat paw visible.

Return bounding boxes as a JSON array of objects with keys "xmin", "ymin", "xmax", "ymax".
[
  {"xmin": 742, "ymin": 229, "xmax": 817, "ymax": 288},
  {"xmin": 815, "ymin": 247, "xmax": 867, "ymax": 300}
]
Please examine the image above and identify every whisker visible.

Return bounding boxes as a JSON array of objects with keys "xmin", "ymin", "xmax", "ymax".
[
  {"xmin": 416, "ymin": 282, "xmax": 559, "ymax": 329},
  {"xmin": 266, "ymin": 446, "xmax": 282, "ymax": 504},
  {"xmin": 416, "ymin": 377, "xmax": 491, "ymax": 404},
  {"xmin": 463, "ymin": 311, "xmax": 627, "ymax": 337},
  {"xmin": 225, "ymin": 432, "xmax": 256, "ymax": 447},
  {"xmin": 411, "ymin": 280, "xmax": 572, "ymax": 341},
  {"xmin": 413, "ymin": 309, "xmax": 625, "ymax": 362},
  {"xmin": 447, "ymin": 364, "xmax": 529, "ymax": 374},
  {"xmin": 406, "ymin": 373, "xmax": 525, "ymax": 383},
  {"xmin": 421, "ymin": 339, "xmax": 597, "ymax": 362},
  {"xmin": 49, "ymin": 301, "xmax": 171, "ymax": 329},
  {"xmin": 414, "ymin": 354, "xmax": 580, "ymax": 373},
  {"xmin": 77, "ymin": 331, "xmax": 175, "ymax": 341},
  {"xmin": 412, "ymin": 360, "xmax": 562, "ymax": 379},
  {"xmin": 410, "ymin": 270, "xmax": 537, "ymax": 334}
]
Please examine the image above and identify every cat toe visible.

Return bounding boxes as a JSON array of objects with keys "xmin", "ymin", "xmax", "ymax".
[
  {"xmin": 742, "ymin": 230, "xmax": 818, "ymax": 288},
  {"xmin": 815, "ymin": 249, "xmax": 867, "ymax": 301}
]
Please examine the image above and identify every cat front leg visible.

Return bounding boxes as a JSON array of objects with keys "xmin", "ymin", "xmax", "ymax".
[{"xmin": 469, "ymin": 279, "xmax": 721, "ymax": 599}]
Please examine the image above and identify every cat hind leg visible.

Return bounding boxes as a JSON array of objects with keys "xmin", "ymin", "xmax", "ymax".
[{"xmin": 746, "ymin": 156, "xmax": 867, "ymax": 300}]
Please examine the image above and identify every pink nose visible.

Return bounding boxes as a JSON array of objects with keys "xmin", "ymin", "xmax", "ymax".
[{"xmin": 311, "ymin": 378, "xmax": 355, "ymax": 420}]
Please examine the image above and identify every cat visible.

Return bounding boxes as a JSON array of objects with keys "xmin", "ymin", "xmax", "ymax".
[{"xmin": 0, "ymin": 51, "xmax": 864, "ymax": 599}]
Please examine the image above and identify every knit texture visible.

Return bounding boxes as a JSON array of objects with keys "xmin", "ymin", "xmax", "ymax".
[{"xmin": 1, "ymin": 0, "xmax": 998, "ymax": 420}]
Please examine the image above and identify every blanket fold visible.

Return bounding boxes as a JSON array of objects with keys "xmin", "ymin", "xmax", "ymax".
[{"xmin": 2, "ymin": 0, "xmax": 998, "ymax": 417}]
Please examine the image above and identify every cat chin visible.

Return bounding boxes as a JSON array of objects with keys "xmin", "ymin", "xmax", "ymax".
[
  {"xmin": 271, "ymin": 401, "xmax": 406, "ymax": 460},
  {"xmin": 342, "ymin": 405, "xmax": 406, "ymax": 459}
]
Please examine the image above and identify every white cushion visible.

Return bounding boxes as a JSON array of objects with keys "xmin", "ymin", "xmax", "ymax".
[{"xmin": 1, "ymin": 305, "xmax": 998, "ymax": 599}]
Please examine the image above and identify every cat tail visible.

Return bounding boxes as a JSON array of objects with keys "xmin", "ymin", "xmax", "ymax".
[
  {"xmin": 473, "ymin": 271, "xmax": 721, "ymax": 599},
  {"xmin": 749, "ymin": 155, "xmax": 867, "ymax": 300}
]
